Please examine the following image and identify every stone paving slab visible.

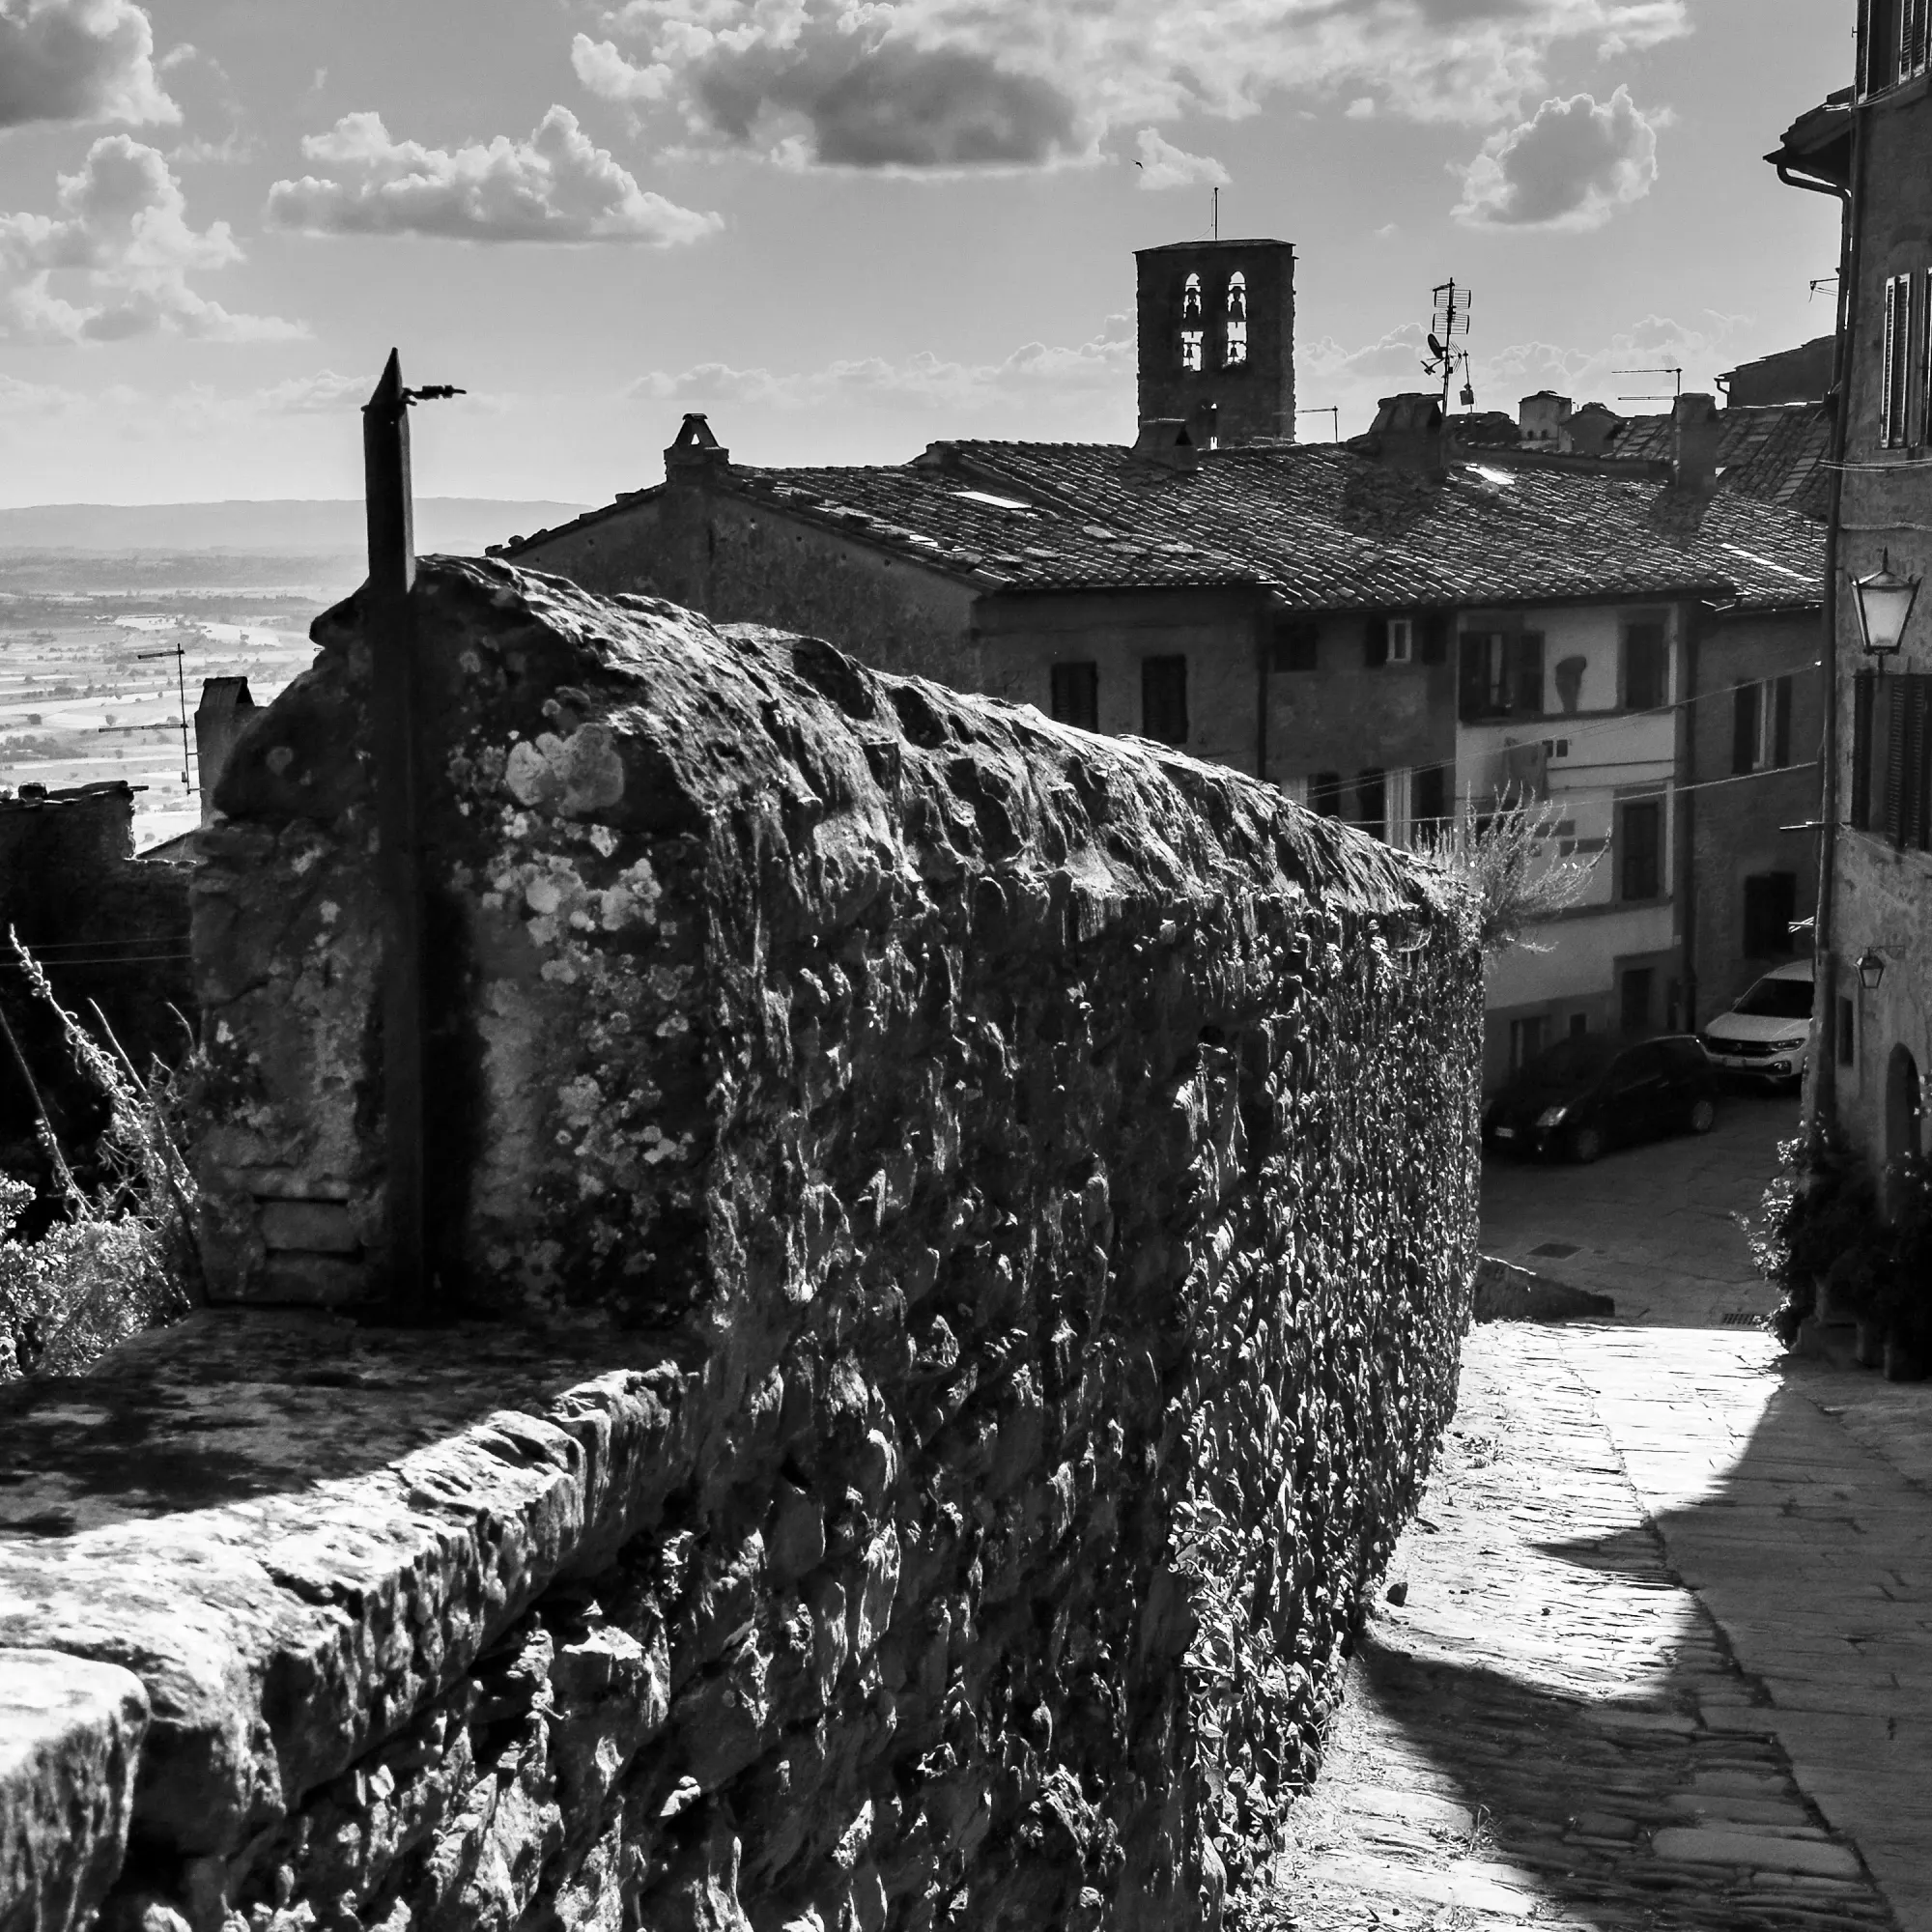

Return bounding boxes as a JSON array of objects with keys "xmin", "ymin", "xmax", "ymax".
[{"xmin": 1263, "ymin": 1325, "xmax": 1905, "ymax": 1931}]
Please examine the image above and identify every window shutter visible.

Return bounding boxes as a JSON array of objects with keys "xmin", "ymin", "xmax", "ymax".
[
  {"xmin": 1458, "ymin": 634, "xmax": 1485, "ymax": 720},
  {"xmin": 1884, "ymin": 275, "xmax": 1912, "ymax": 448},
  {"xmin": 1419, "ymin": 612, "xmax": 1448, "ymax": 664},
  {"xmin": 1732, "ymin": 683, "xmax": 1758, "ymax": 776},
  {"xmin": 1772, "ymin": 675, "xmax": 1793, "ymax": 770},
  {"xmin": 1853, "ymin": 670, "xmax": 1877, "ymax": 830},
  {"xmin": 1413, "ymin": 763, "xmax": 1447, "ymax": 829},
  {"xmin": 1514, "ymin": 632, "xmax": 1546, "ymax": 716},
  {"xmin": 1886, "ymin": 678, "xmax": 1909, "ymax": 845},
  {"xmin": 1908, "ymin": 674, "xmax": 1932, "ymax": 849},
  {"xmin": 1364, "ymin": 616, "xmax": 1389, "ymax": 667}
]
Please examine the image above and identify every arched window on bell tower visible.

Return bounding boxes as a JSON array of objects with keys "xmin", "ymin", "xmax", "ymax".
[
  {"xmin": 1179, "ymin": 272, "xmax": 1204, "ymax": 372},
  {"xmin": 1223, "ymin": 271, "xmax": 1248, "ymax": 368}
]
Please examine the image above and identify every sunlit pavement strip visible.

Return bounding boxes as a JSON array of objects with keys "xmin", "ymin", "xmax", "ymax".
[{"xmin": 1270, "ymin": 1323, "xmax": 1921, "ymax": 1930}]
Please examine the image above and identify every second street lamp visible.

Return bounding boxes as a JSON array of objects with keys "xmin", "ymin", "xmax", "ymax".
[{"xmin": 1853, "ymin": 549, "xmax": 1920, "ymax": 661}]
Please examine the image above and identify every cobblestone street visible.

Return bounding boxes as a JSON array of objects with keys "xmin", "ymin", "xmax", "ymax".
[{"xmin": 1267, "ymin": 1094, "xmax": 1932, "ymax": 1930}]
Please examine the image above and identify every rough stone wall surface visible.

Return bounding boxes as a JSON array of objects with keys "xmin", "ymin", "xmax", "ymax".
[{"xmin": 106, "ymin": 555, "xmax": 1486, "ymax": 1932}]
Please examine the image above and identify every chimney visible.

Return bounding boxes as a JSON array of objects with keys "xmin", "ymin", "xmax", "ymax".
[
  {"xmin": 1671, "ymin": 392, "xmax": 1722, "ymax": 495},
  {"xmin": 1362, "ymin": 394, "xmax": 1445, "ymax": 479},
  {"xmin": 1519, "ymin": 390, "xmax": 1572, "ymax": 449},
  {"xmin": 195, "ymin": 675, "xmax": 257, "ymax": 824},
  {"xmin": 1563, "ymin": 401, "xmax": 1624, "ymax": 458},
  {"xmin": 1128, "ymin": 418, "xmax": 1201, "ymax": 473},
  {"xmin": 664, "ymin": 412, "xmax": 729, "ymax": 476}
]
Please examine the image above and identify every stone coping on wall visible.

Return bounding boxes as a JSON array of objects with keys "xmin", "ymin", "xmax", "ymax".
[{"xmin": 0, "ymin": 1308, "xmax": 691, "ymax": 1897}]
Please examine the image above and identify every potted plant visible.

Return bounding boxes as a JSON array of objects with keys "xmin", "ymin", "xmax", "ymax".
[
  {"xmin": 1743, "ymin": 1133, "xmax": 1878, "ymax": 1349},
  {"xmin": 1878, "ymin": 1158, "xmax": 1932, "ymax": 1382}
]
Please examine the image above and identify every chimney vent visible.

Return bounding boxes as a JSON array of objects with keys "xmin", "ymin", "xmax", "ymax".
[
  {"xmin": 665, "ymin": 412, "xmax": 730, "ymax": 476},
  {"xmin": 1129, "ymin": 418, "xmax": 1201, "ymax": 473},
  {"xmin": 1670, "ymin": 392, "xmax": 1722, "ymax": 496},
  {"xmin": 1361, "ymin": 394, "xmax": 1445, "ymax": 479}
]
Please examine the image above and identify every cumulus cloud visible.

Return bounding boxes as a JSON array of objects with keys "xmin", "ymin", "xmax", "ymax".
[
  {"xmin": 628, "ymin": 327, "xmax": 1135, "ymax": 412},
  {"xmin": 575, "ymin": 0, "xmax": 1689, "ymax": 171},
  {"xmin": 1133, "ymin": 128, "xmax": 1228, "ymax": 190},
  {"xmin": 0, "ymin": 135, "xmax": 303, "ymax": 342},
  {"xmin": 1455, "ymin": 85, "xmax": 1662, "ymax": 228},
  {"xmin": 265, "ymin": 106, "xmax": 722, "ymax": 244},
  {"xmin": 0, "ymin": 0, "xmax": 177, "ymax": 129}
]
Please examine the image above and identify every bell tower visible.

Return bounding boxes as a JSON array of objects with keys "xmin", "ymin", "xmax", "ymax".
[{"xmin": 1135, "ymin": 239, "xmax": 1295, "ymax": 448}]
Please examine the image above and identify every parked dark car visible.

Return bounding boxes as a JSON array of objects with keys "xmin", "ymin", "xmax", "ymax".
[{"xmin": 1483, "ymin": 1034, "xmax": 1720, "ymax": 1163}]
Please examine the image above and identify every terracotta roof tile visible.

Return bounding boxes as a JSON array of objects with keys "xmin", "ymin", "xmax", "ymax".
[{"xmin": 722, "ymin": 440, "xmax": 1823, "ymax": 613}]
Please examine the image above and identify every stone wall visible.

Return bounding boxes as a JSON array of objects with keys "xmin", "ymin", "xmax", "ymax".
[{"xmin": 1, "ymin": 557, "xmax": 1481, "ymax": 1932}]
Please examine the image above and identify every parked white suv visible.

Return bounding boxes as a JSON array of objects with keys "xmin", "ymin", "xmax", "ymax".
[{"xmin": 1700, "ymin": 958, "xmax": 1813, "ymax": 1088}]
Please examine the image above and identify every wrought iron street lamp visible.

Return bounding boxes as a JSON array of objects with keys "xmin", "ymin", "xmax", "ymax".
[
  {"xmin": 1859, "ymin": 946, "xmax": 1887, "ymax": 992},
  {"xmin": 1852, "ymin": 550, "xmax": 1920, "ymax": 660}
]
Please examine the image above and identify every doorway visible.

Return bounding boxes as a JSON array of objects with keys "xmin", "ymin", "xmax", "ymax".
[{"xmin": 1886, "ymin": 1044, "xmax": 1923, "ymax": 1214}]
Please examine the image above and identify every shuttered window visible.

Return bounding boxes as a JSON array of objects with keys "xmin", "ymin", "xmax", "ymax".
[
  {"xmin": 1623, "ymin": 623, "xmax": 1669, "ymax": 709},
  {"xmin": 1618, "ymin": 798, "xmax": 1662, "ymax": 901},
  {"xmin": 1883, "ymin": 273, "xmax": 1913, "ymax": 449},
  {"xmin": 1869, "ymin": 0, "xmax": 1903, "ymax": 93},
  {"xmin": 1141, "ymin": 655, "xmax": 1188, "ymax": 746},
  {"xmin": 1355, "ymin": 767, "xmax": 1387, "ymax": 839},
  {"xmin": 1310, "ymin": 771, "xmax": 1344, "ymax": 816},
  {"xmin": 1853, "ymin": 670, "xmax": 1932, "ymax": 848},
  {"xmin": 1907, "ymin": 0, "xmax": 1930, "ymax": 74},
  {"xmin": 1413, "ymin": 763, "xmax": 1448, "ymax": 832},
  {"xmin": 1049, "ymin": 661, "xmax": 1098, "ymax": 731},
  {"xmin": 1457, "ymin": 632, "xmax": 1546, "ymax": 720}
]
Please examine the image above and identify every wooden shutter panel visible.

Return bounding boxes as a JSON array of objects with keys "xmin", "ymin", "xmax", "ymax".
[
  {"xmin": 1459, "ymin": 634, "xmax": 1486, "ymax": 719},
  {"xmin": 1419, "ymin": 612, "xmax": 1448, "ymax": 664},
  {"xmin": 1514, "ymin": 632, "xmax": 1546, "ymax": 715},
  {"xmin": 1733, "ymin": 684, "xmax": 1758, "ymax": 775},
  {"xmin": 1887, "ymin": 677, "xmax": 1909, "ymax": 845},
  {"xmin": 1772, "ymin": 675, "xmax": 1793, "ymax": 769},
  {"xmin": 1853, "ymin": 671, "xmax": 1877, "ymax": 831},
  {"xmin": 1364, "ymin": 616, "xmax": 1389, "ymax": 667},
  {"xmin": 1909, "ymin": 674, "xmax": 1932, "ymax": 850}
]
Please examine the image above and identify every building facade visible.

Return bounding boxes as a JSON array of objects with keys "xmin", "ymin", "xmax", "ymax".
[
  {"xmin": 1771, "ymin": 19, "xmax": 1932, "ymax": 1183},
  {"xmin": 506, "ymin": 244, "xmax": 1823, "ymax": 1091}
]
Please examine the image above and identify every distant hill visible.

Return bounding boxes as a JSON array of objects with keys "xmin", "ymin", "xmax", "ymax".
[{"xmin": 0, "ymin": 498, "xmax": 589, "ymax": 554}]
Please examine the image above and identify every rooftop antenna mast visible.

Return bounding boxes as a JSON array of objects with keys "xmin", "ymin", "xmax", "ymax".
[
  {"xmin": 1614, "ymin": 365, "xmax": 1683, "ymax": 403},
  {"xmin": 1422, "ymin": 279, "xmax": 1476, "ymax": 412},
  {"xmin": 132, "ymin": 633, "xmax": 193, "ymax": 789},
  {"xmin": 1212, "ymin": 185, "xmax": 1219, "ymax": 240}
]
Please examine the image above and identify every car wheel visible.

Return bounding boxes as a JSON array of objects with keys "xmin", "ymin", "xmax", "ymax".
[
  {"xmin": 1570, "ymin": 1124, "xmax": 1604, "ymax": 1164},
  {"xmin": 1689, "ymin": 1096, "xmax": 1717, "ymax": 1134}
]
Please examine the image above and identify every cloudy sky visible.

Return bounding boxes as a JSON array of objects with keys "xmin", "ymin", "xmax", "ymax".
[{"xmin": 0, "ymin": 0, "xmax": 1850, "ymax": 507}]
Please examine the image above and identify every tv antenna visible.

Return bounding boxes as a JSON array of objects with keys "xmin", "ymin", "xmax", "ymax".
[
  {"xmin": 132, "ymin": 634, "xmax": 194, "ymax": 788},
  {"xmin": 1614, "ymin": 365, "xmax": 1682, "ymax": 403},
  {"xmin": 1297, "ymin": 405, "xmax": 1341, "ymax": 442},
  {"xmin": 1422, "ymin": 279, "xmax": 1476, "ymax": 412},
  {"xmin": 1211, "ymin": 185, "xmax": 1219, "ymax": 239}
]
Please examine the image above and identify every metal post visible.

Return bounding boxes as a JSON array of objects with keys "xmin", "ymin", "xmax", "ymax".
[{"xmin": 363, "ymin": 350, "xmax": 431, "ymax": 1319}]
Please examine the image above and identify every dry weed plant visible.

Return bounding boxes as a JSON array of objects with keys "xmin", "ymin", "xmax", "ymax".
[
  {"xmin": 1413, "ymin": 797, "xmax": 1600, "ymax": 955},
  {"xmin": 0, "ymin": 930, "xmax": 200, "ymax": 1379}
]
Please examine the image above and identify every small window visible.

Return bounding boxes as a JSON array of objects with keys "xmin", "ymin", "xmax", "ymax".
[
  {"xmin": 1142, "ymin": 655, "xmax": 1189, "ymax": 745},
  {"xmin": 1050, "ymin": 661, "xmax": 1098, "ymax": 732},
  {"xmin": 1839, "ymin": 995, "xmax": 1857, "ymax": 1067},
  {"xmin": 1310, "ymin": 771, "xmax": 1344, "ymax": 816},
  {"xmin": 1908, "ymin": 0, "xmax": 1930, "ymax": 76},
  {"xmin": 1743, "ymin": 872, "xmax": 1799, "ymax": 956},
  {"xmin": 1223, "ymin": 271, "xmax": 1248, "ymax": 369},
  {"xmin": 1569, "ymin": 1011, "xmax": 1589, "ymax": 1040},
  {"xmin": 1733, "ymin": 676, "xmax": 1794, "ymax": 774},
  {"xmin": 1619, "ymin": 798, "xmax": 1662, "ymax": 901},
  {"xmin": 1868, "ymin": 0, "xmax": 1902, "ymax": 91},
  {"xmin": 1271, "ymin": 620, "xmax": 1319, "ymax": 671},
  {"xmin": 1179, "ymin": 273, "xmax": 1204, "ymax": 374},
  {"xmin": 1388, "ymin": 616, "xmax": 1413, "ymax": 665}
]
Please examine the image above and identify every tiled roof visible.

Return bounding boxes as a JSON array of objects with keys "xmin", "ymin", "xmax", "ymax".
[
  {"xmin": 1604, "ymin": 403, "xmax": 1832, "ymax": 520},
  {"xmin": 713, "ymin": 440, "xmax": 1823, "ymax": 613}
]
